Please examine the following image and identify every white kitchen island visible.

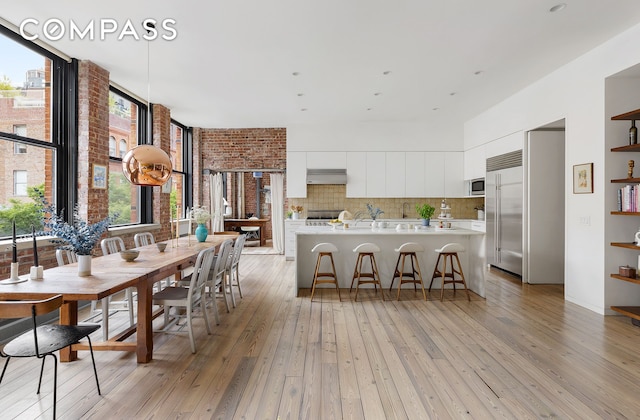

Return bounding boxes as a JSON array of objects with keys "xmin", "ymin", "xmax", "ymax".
[{"xmin": 295, "ymin": 225, "xmax": 486, "ymax": 298}]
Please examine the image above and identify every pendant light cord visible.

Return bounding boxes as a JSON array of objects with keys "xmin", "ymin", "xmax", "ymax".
[{"xmin": 147, "ymin": 37, "xmax": 152, "ymax": 145}]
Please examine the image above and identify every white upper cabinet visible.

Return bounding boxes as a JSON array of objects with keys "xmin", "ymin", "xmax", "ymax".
[
  {"xmin": 385, "ymin": 152, "xmax": 405, "ymax": 197},
  {"xmin": 424, "ymin": 152, "xmax": 445, "ymax": 196},
  {"xmin": 286, "ymin": 151, "xmax": 307, "ymax": 198},
  {"xmin": 346, "ymin": 152, "xmax": 367, "ymax": 197},
  {"xmin": 286, "ymin": 149, "xmax": 466, "ymax": 198},
  {"xmin": 464, "ymin": 145, "xmax": 486, "ymax": 180},
  {"xmin": 405, "ymin": 152, "xmax": 426, "ymax": 197},
  {"xmin": 444, "ymin": 152, "xmax": 465, "ymax": 197},
  {"xmin": 305, "ymin": 151, "xmax": 347, "ymax": 169},
  {"xmin": 366, "ymin": 152, "xmax": 386, "ymax": 197}
]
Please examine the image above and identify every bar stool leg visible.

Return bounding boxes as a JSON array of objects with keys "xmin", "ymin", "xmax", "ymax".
[
  {"xmin": 412, "ymin": 253, "xmax": 427, "ymax": 301},
  {"xmin": 350, "ymin": 254, "xmax": 362, "ymax": 294},
  {"xmin": 329, "ymin": 253, "xmax": 342, "ymax": 301},
  {"xmin": 310, "ymin": 252, "xmax": 323, "ymax": 302},
  {"xmin": 454, "ymin": 253, "xmax": 471, "ymax": 301},
  {"xmin": 370, "ymin": 254, "xmax": 383, "ymax": 301}
]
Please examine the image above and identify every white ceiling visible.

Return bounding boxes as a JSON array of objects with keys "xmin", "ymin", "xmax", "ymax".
[{"xmin": 2, "ymin": 1, "xmax": 640, "ymax": 129}]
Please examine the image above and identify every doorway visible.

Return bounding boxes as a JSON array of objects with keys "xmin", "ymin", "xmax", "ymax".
[{"xmin": 524, "ymin": 120, "xmax": 566, "ymax": 284}]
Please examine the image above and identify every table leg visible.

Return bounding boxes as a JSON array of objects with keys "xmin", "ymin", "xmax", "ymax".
[
  {"xmin": 60, "ymin": 301, "xmax": 78, "ymax": 362},
  {"xmin": 136, "ymin": 278, "xmax": 153, "ymax": 363}
]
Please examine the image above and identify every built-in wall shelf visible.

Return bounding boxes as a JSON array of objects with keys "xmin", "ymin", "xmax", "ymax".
[
  {"xmin": 611, "ymin": 177, "xmax": 640, "ymax": 183},
  {"xmin": 611, "ymin": 144, "xmax": 640, "ymax": 152},
  {"xmin": 611, "ymin": 306, "xmax": 640, "ymax": 321},
  {"xmin": 612, "ymin": 109, "xmax": 640, "ymax": 121},
  {"xmin": 610, "ymin": 273, "xmax": 640, "ymax": 285},
  {"xmin": 611, "ymin": 211, "xmax": 640, "ymax": 216},
  {"xmin": 611, "ymin": 242, "xmax": 640, "ymax": 250}
]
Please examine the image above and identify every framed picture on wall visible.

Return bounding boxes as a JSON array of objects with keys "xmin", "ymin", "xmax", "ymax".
[
  {"xmin": 573, "ymin": 162, "xmax": 593, "ymax": 194},
  {"xmin": 92, "ymin": 164, "xmax": 107, "ymax": 189}
]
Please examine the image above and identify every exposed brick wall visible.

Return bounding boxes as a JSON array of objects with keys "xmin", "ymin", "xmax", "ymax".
[
  {"xmin": 152, "ymin": 104, "xmax": 173, "ymax": 241},
  {"xmin": 77, "ymin": 60, "xmax": 110, "ymax": 226},
  {"xmin": 199, "ymin": 128, "xmax": 286, "ymax": 240}
]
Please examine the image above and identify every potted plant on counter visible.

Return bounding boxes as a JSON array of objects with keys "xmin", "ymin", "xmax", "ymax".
[
  {"xmin": 416, "ymin": 203, "xmax": 435, "ymax": 226},
  {"xmin": 290, "ymin": 205, "xmax": 303, "ymax": 220}
]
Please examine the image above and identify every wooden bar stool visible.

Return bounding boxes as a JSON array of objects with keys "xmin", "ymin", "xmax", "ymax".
[
  {"xmin": 310, "ymin": 243, "xmax": 342, "ymax": 301},
  {"xmin": 429, "ymin": 243, "xmax": 471, "ymax": 301},
  {"xmin": 350, "ymin": 243, "xmax": 384, "ymax": 301},
  {"xmin": 389, "ymin": 242, "xmax": 427, "ymax": 301}
]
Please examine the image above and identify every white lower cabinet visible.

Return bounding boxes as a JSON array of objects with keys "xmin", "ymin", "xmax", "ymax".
[{"xmin": 285, "ymin": 220, "xmax": 306, "ymax": 260}]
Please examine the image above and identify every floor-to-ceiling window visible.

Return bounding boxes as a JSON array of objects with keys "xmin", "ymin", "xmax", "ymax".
[
  {"xmin": 169, "ymin": 120, "xmax": 191, "ymax": 218},
  {"xmin": 0, "ymin": 26, "xmax": 75, "ymax": 237}
]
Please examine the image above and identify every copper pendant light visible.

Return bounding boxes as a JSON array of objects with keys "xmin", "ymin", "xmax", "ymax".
[
  {"xmin": 122, "ymin": 144, "xmax": 172, "ymax": 186},
  {"xmin": 122, "ymin": 23, "xmax": 172, "ymax": 187}
]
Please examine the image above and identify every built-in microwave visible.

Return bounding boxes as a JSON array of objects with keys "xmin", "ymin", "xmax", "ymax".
[{"xmin": 470, "ymin": 178, "xmax": 485, "ymax": 195}]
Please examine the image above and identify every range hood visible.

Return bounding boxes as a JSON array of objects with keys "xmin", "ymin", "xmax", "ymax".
[{"xmin": 306, "ymin": 168, "xmax": 347, "ymax": 184}]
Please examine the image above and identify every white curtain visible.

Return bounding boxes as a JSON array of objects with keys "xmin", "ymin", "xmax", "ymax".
[
  {"xmin": 210, "ymin": 172, "xmax": 224, "ymax": 232},
  {"xmin": 270, "ymin": 173, "xmax": 285, "ymax": 253}
]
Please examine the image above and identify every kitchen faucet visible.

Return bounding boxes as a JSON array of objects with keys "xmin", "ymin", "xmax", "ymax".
[{"xmin": 401, "ymin": 202, "xmax": 410, "ymax": 219}]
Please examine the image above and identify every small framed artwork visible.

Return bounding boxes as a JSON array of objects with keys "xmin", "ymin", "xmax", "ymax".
[
  {"xmin": 573, "ymin": 162, "xmax": 593, "ymax": 194},
  {"xmin": 92, "ymin": 164, "xmax": 107, "ymax": 189}
]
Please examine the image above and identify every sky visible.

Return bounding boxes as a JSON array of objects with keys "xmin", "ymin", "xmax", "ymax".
[{"xmin": 0, "ymin": 33, "xmax": 47, "ymax": 87}]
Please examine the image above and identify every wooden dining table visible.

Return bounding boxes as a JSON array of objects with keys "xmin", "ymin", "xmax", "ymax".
[{"xmin": 0, "ymin": 234, "xmax": 236, "ymax": 363}]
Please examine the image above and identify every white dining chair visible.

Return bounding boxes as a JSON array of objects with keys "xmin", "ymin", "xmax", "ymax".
[
  {"xmin": 210, "ymin": 239, "xmax": 234, "ymax": 319},
  {"xmin": 152, "ymin": 246, "xmax": 215, "ymax": 353},
  {"xmin": 228, "ymin": 234, "xmax": 246, "ymax": 300},
  {"xmin": 134, "ymin": 232, "xmax": 155, "ymax": 247},
  {"xmin": 134, "ymin": 232, "xmax": 172, "ymax": 289}
]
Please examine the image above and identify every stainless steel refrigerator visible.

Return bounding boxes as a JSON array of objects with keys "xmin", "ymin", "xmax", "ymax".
[{"xmin": 486, "ymin": 150, "xmax": 523, "ymax": 276}]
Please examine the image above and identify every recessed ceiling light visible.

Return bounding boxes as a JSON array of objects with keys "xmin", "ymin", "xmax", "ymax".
[{"xmin": 549, "ymin": 3, "xmax": 566, "ymax": 12}]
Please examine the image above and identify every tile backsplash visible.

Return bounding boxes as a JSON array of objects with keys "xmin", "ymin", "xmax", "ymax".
[{"xmin": 289, "ymin": 185, "xmax": 485, "ymax": 220}]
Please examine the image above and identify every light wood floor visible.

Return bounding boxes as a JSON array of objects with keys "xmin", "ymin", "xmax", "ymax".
[{"xmin": 2, "ymin": 252, "xmax": 640, "ymax": 419}]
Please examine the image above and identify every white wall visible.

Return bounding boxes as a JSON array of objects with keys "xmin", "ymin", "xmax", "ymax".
[
  {"xmin": 463, "ymin": 22, "xmax": 640, "ymax": 314},
  {"xmin": 287, "ymin": 119, "xmax": 463, "ymax": 152}
]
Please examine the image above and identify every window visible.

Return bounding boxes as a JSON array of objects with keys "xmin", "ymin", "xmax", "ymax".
[
  {"xmin": 170, "ymin": 120, "xmax": 191, "ymax": 218},
  {"xmin": 0, "ymin": 26, "xmax": 73, "ymax": 238},
  {"xmin": 13, "ymin": 125, "xmax": 28, "ymax": 156},
  {"xmin": 14, "ymin": 142, "xmax": 27, "ymax": 154},
  {"xmin": 108, "ymin": 89, "xmax": 142, "ymax": 225},
  {"xmin": 119, "ymin": 139, "xmax": 127, "ymax": 158},
  {"xmin": 109, "ymin": 136, "xmax": 116, "ymax": 156},
  {"xmin": 13, "ymin": 170, "xmax": 27, "ymax": 196}
]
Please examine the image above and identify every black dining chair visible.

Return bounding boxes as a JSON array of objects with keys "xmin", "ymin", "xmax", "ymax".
[{"xmin": 0, "ymin": 294, "xmax": 101, "ymax": 419}]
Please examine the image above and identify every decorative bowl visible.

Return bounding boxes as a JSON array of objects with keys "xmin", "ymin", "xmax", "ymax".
[
  {"xmin": 156, "ymin": 243, "xmax": 167, "ymax": 252},
  {"xmin": 120, "ymin": 250, "xmax": 140, "ymax": 262}
]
